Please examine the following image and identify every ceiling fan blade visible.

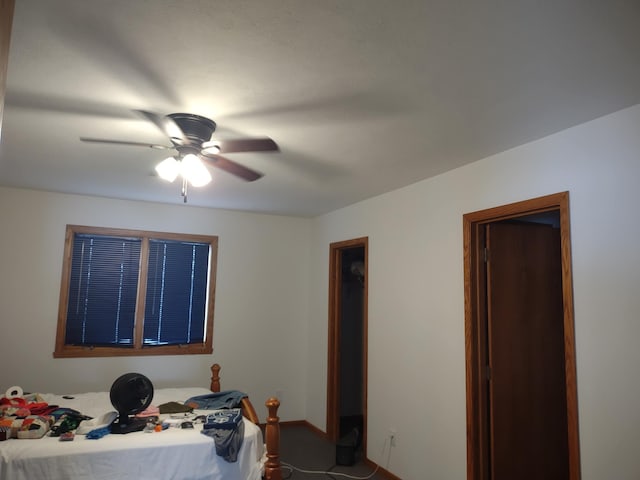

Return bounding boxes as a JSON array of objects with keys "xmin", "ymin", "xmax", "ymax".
[
  {"xmin": 210, "ymin": 138, "xmax": 279, "ymax": 154},
  {"xmin": 80, "ymin": 137, "xmax": 172, "ymax": 149},
  {"xmin": 135, "ymin": 110, "xmax": 187, "ymax": 146},
  {"xmin": 199, "ymin": 154, "xmax": 263, "ymax": 182}
]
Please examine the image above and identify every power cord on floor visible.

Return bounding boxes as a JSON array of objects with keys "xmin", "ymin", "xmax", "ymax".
[
  {"xmin": 281, "ymin": 435, "xmax": 389, "ymax": 479},
  {"xmin": 281, "ymin": 461, "xmax": 379, "ymax": 480}
]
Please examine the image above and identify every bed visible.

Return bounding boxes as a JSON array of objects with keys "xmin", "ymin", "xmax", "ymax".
[{"xmin": 0, "ymin": 364, "xmax": 282, "ymax": 480}]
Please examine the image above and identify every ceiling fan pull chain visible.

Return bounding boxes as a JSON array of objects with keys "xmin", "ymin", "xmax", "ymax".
[{"xmin": 181, "ymin": 176, "xmax": 188, "ymax": 203}]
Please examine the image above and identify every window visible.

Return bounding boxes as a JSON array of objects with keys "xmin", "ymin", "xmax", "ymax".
[{"xmin": 55, "ymin": 225, "xmax": 218, "ymax": 357}]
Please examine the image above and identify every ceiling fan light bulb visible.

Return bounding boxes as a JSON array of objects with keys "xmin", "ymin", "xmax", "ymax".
[
  {"xmin": 181, "ymin": 154, "xmax": 212, "ymax": 187},
  {"xmin": 155, "ymin": 156, "xmax": 180, "ymax": 182}
]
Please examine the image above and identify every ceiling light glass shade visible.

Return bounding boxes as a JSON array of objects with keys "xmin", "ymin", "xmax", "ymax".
[
  {"xmin": 155, "ymin": 156, "xmax": 180, "ymax": 182},
  {"xmin": 181, "ymin": 153, "xmax": 212, "ymax": 187}
]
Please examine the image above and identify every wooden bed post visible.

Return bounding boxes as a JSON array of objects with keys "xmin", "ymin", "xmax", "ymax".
[
  {"xmin": 210, "ymin": 363, "xmax": 221, "ymax": 392},
  {"xmin": 264, "ymin": 397, "xmax": 282, "ymax": 480},
  {"xmin": 208, "ymin": 364, "xmax": 282, "ymax": 479}
]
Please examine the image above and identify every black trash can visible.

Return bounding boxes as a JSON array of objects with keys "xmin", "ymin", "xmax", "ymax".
[{"xmin": 335, "ymin": 428, "xmax": 359, "ymax": 466}]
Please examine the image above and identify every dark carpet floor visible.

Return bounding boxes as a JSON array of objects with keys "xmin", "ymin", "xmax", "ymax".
[{"xmin": 278, "ymin": 424, "xmax": 390, "ymax": 480}]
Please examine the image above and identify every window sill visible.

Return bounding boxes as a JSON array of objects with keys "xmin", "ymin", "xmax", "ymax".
[{"xmin": 53, "ymin": 343, "xmax": 213, "ymax": 358}]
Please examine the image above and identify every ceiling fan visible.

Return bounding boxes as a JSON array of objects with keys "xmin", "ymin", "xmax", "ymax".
[{"xmin": 80, "ymin": 110, "xmax": 278, "ymax": 202}]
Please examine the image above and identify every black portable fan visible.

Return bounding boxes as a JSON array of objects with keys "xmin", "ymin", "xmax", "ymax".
[{"xmin": 109, "ymin": 372, "xmax": 154, "ymax": 434}]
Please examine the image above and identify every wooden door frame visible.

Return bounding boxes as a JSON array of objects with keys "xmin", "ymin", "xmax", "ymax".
[
  {"xmin": 0, "ymin": 0, "xmax": 15, "ymax": 135},
  {"xmin": 463, "ymin": 192, "xmax": 581, "ymax": 480},
  {"xmin": 327, "ymin": 237, "xmax": 368, "ymax": 452}
]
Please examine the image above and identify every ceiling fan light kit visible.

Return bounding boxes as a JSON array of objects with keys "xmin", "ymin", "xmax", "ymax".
[
  {"xmin": 155, "ymin": 156, "xmax": 180, "ymax": 182},
  {"xmin": 81, "ymin": 110, "xmax": 279, "ymax": 203},
  {"xmin": 155, "ymin": 154, "xmax": 212, "ymax": 186},
  {"xmin": 180, "ymin": 154, "xmax": 212, "ymax": 187}
]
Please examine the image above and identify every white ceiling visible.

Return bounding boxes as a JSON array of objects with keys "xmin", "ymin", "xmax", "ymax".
[{"xmin": 1, "ymin": 0, "xmax": 639, "ymax": 217}]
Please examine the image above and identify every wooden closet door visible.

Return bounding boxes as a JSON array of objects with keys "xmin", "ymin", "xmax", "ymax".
[{"xmin": 486, "ymin": 222, "xmax": 569, "ymax": 480}]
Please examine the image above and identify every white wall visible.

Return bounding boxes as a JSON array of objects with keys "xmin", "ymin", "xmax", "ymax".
[
  {"xmin": 0, "ymin": 189, "xmax": 310, "ymax": 422},
  {"xmin": 2, "ymin": 104, "xmax": 639, "ymax": 479},
  {"xmin": 306, "ymin": 104, "xmax": 640, "ymax": 479}
]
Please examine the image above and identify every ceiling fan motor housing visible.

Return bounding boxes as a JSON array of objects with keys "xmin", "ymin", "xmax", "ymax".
[{"xmin": 168, "ymin": 113, "xmax": 217, "ymax": 146}]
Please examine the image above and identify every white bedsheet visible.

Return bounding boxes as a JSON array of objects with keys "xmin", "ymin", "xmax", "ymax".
[{"xmin": 0, "ymin": 387, "xmax": 265, "ymax": 480}]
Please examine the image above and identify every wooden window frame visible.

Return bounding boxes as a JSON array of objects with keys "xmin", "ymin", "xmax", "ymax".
[{"xmin": 54, "ymin": 225, "xmax": 218, "ymax": 358}]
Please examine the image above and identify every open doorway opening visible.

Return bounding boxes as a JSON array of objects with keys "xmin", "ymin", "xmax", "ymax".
[{"xmin": 327, "ymin": 237, "xmax": 368, "ymax": 458}]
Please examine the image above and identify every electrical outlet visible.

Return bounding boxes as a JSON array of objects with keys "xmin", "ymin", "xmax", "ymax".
[{"xmin": 389, "ymin": 428, "xmax": 397, "ymax": 447}]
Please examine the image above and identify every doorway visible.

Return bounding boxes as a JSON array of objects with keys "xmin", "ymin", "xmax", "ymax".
[
  {"xmin": 327, "ymin": 237, "xmax": 368, "ymax": 456},
  {"xmin": 463, "ymin": 192, "xmax": 580, "ymax": 480}
]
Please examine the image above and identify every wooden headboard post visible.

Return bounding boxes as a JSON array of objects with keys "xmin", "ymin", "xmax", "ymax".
[
  {"xmin": 210, "ymin": 363, "xmax": 221, "ymax": 392},
  {"xmin": 264, "ymin": 397, "xmax": 282, "ymax": 480},
  {"xmin": 209, "ymin": 363, "xmax": 259, "ymax": 424}
]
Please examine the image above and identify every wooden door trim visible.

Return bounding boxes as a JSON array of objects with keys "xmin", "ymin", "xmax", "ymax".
[
  {"xmin": 463, "ymin": 192, "xmax": 581, "ymax": 480},
  {"xmin": 327, "ymin": 237, "xmax": 368, "ymax": 453},
  {"xmin": 0, "ymin": 0, "xmax": 15, "ymax": 136}
]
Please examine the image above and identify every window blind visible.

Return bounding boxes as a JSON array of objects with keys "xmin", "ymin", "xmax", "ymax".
[
  {"xmin": 143, "ymin": 239, "xmax": 209, "ymax": 345},
  {"xmin": 65, "ymin": 234, "xmax": 141, "ymax": 347}
]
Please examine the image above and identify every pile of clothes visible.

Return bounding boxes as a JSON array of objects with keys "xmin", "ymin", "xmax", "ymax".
[
  {"xmin": 186, "ymin": 390, "xmax": 248, "ymax": 463},
  {"xmin": 0, "ymin": 393, "xmax": 88, "ymax": 439}
]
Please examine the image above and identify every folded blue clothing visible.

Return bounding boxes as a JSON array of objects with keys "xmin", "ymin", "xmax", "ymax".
[
  {"xmin": 200, "ymin": 408, "xmax": 244, "ymax": 462},
  {"xmin": 184, "ymin": 390, "xmax": 247, "ymax": 410},
  {"xmin": 85, "ymin": 426, "xmax": 110, "ymax": 439},
  {"xmin": 203, "ymin": 408, "xmax": 243, "ymax": 430}
]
